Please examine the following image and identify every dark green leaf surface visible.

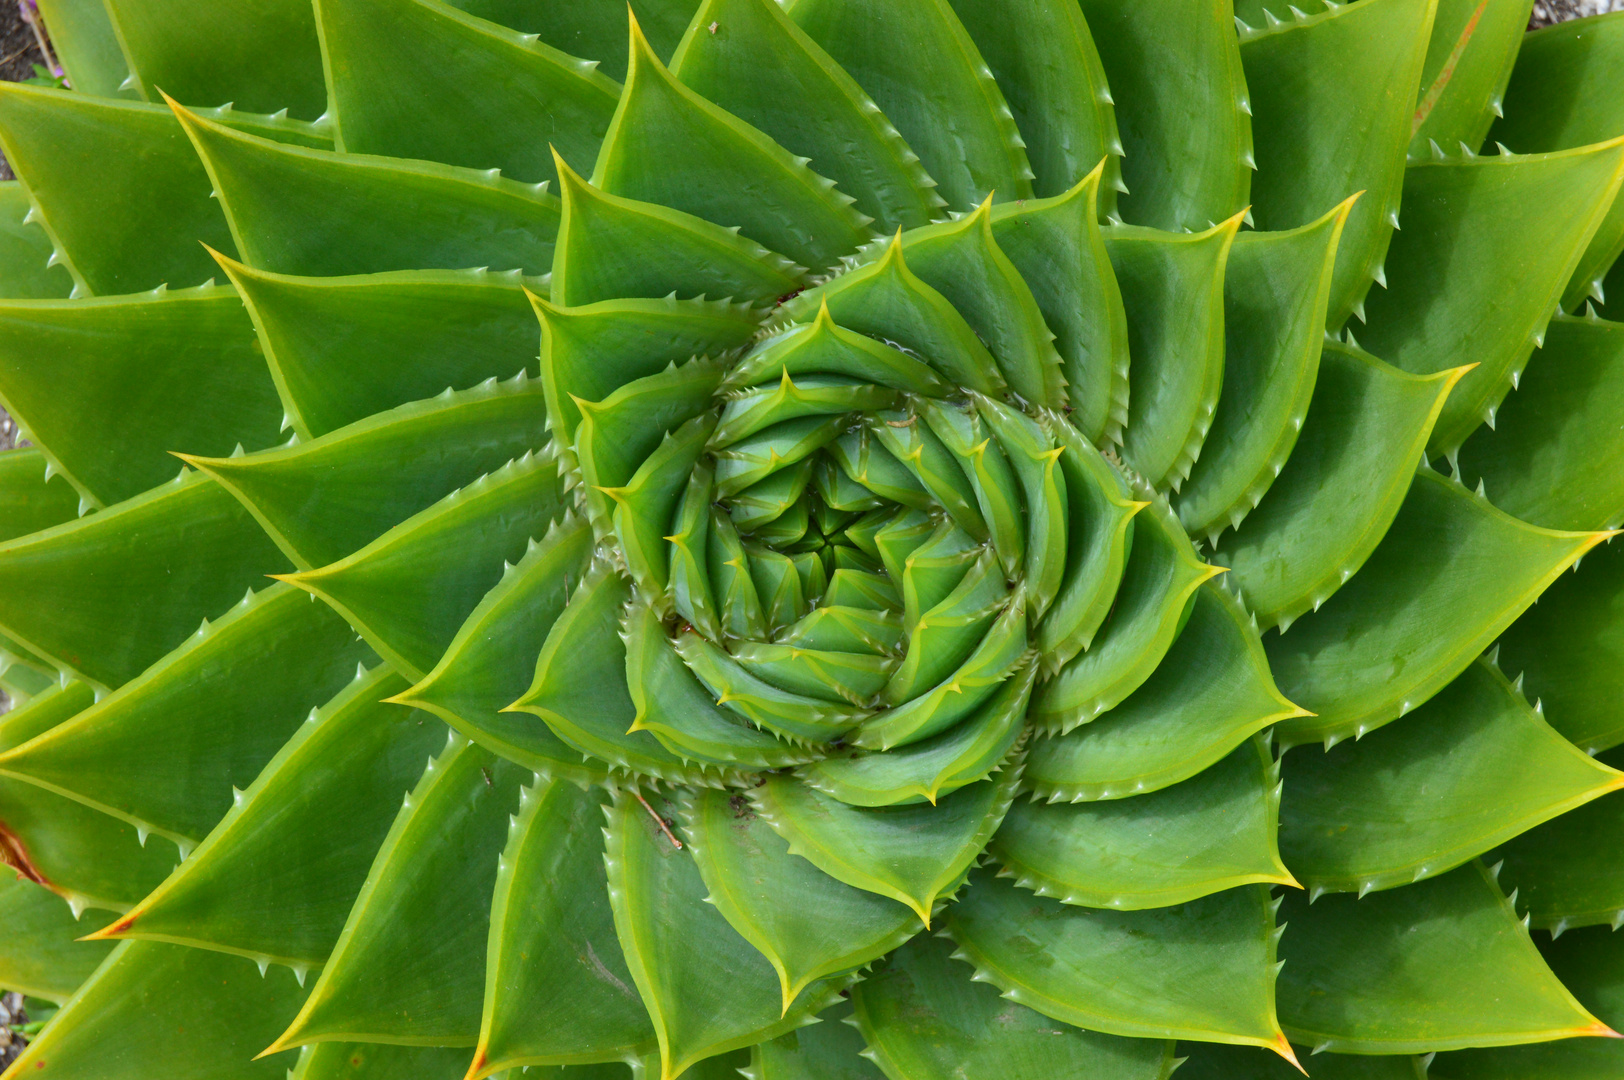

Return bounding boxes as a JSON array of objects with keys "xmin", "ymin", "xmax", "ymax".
[
  {"xmin": 34, "ymin": 0, "xmax": 132, "ymax": 99},
  {"xmin": 1214, "ymin": 342, "xmax": 1463, "ymax": 630},
  {"xmin": 473, "ymin": 779, "xmax": 653, "ymax": 1076},
  {"xmin": 1493, "ymin": 12, "xmax": 1624, "ymax": 310},
  {"xmin": 1177, "ymin": 1042, "xmax": 1427, "ymax": 1080},
  {"xmin": 684, "ymin": 787, "xmax": 920, "ymax": 1011},
  {"xmin": 1408, "ymin": 0, "xmax": 1533, "ymax": 161},
  {"xmin": 0, "ymin": 181, "xmax": 72, "ymax": 299},
  {"xmin": 0, "ymin": 448, "xmax": 80, "ymax": 542},
  {"xmin": 283, "ymin": 451, "xmax": 568, "ymax": 679},
  {"xmin": 291, "ymin": 1042, "xmax": 478, "ymax": 1080},
  {"xmin": 946, "ymin": 870, "xmax": 1293, "ymax": 1058},
  {"xmin": 0, "ymin": 287, "xmax": 280, "ymax": 508},
  {"xmin": 751, "ymin": 765, "xmax": 1021, "ymax": 925},
  {"xmin": 444, "ymin": 0, "xmax": 698, "ymax": 81},
  {"xmin": 1279, "ymin": 659, "xmax": 1623, "ymax": 895},
  {"xmin": 397, "ymin": 515, "xmax": 605, "ymax": 781},
  {"xmin": 670, "ymin": 0, "xmax": 941, "ymax": 234},
  {"xmin": 1175, "ymin": 200, "xmax": 1350, "ymax": 538},
  {"xmin": 1074, "ymin": 0, "xmax": 1251, "ymax": 230},
  {"xmin": 1268, "ymin": 469, "xmax": 1605, "ymax": 747},
  {"xmin": 1026, "ymin": 583, "xmax": 1305, "ymax": 802},
  {"xmin": 852, "ymin": 934, "xmax": 1177, "ymax": 1080},
  {"xmin": 594, "ymin": 17, "xmax": 871, "ymax": 273},
  {"xmin": 1277, "ymin": 861, "xmax": 1608, "ymax": 1053},
  {"xmin": 271, "ymin": 737, "xmax": 525, "ymax": 1051},
  {"xmin": 4, "ymin": 939, "xmax": 306, "ymax": 1079},
  {"xmin": 747, "ymin": 1000, "xmax": 884, "ymax": 1080},
  {"xmin": 189, "ymin": 373, "xmax": 554, "ymax": 570},
  {"xmin": 91, "ymin": 666, "xmax": 446, "ymax": 969},
  {"xmin": 1106, "ymin": 217, "xmax": 1240, "ymax": 490},
  {"xmin": 1458, "ymin": 314, "xmax": 1624, "ymax": 532},
  {"xmin": 1495, "ymin": 747, "xmax": 1624, "ymax": 932},
  {"xmin": 1497, "ymin": 533, "xmax": 1624, "ymax": 754},
  {"xmin": 0, "ymin": 471, "xmax": 291, "ymax": 690}
]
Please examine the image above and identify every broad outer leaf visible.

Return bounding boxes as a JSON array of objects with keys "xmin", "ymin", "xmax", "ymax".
[
  {"xmin": 291, "ymin": 1042, "xmax": 480, "ymax": 1080},
  {"xmin": 1495, "ymin": 748, "xmax": 1624, "ymax": 933},
  {"xmin": 851, "ymin": 933, "xmax": 1177, "ymax": 1080},
  {"xmin": 1408, "ymin": 0, "xmax": 1533, "ymax": 162},
  {"xmin": 87, "ymin": 665, "xmax": 448, "ymax": 969},
  {"xmin": 471, "ymin": 778, "xmax": 654, "ymax": 1077},
  {"xmin": 269, "ymin": 735, "xmax": 526, "ymax": 1050},
  {"xmin": 4, "ymin": 939, "xmax": 306, "ymax": 1080},
  {"xmin": 1277, "ymin": 861, "xmax": 1609, "ymax": 1053},
  {"xmin": 605, "ymin": 788, "xmax": 848, "ymax": 1080},
  {"xmin": 747, "ymin": 999, "xmax": 885, "ymax": 1080},
  {"xmin": 993, "ymin": 735, "xmax": 1296, "ymax": 910},
  {"xmin": 0, "ymin": 447, "xmax": 80, "ymax": 542},
  {"xmin": 0, "ymin": 180, "xmax": 72, "ymax": 299},
  {"xmin": 1268, "ymin": 469, "xmax": 1606, "ymax": 747},
  {"xmin": 0, "ymin": 875, "xmax": 113, "ymax": 1002},
  {"xmin": 944, "ymin": 869, "xmax": 1295, "ymax": 1060},
  {"xmin": 1279, "ymin": 658, "xmax": 1623, "ymax": 896}
]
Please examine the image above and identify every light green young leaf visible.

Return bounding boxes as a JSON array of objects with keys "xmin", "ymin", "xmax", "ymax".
[
  {"xmin": 0, "ymin": 876, "xmax": 112, "ymax": 1002},
  {"xmin": 1407, "ymin": 0, "xmax": 1533, "ymax": 162},
  {"xmin": 0, "ymin": 448, "xmax": 81, "ymax": 542},
  {"xmin": 0, "ymin": 181, "xmax": 72, "ymax": 298},
  {"xmin": 34, "ymin": 0, "xmax": 132, "ymax": 99}
]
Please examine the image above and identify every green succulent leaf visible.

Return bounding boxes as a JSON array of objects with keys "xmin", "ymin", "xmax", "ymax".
[
  {"xmin": 0, "ymin": 472, "xmax": 291, "ymax": 691},
  {"xmin": 0, "ymin": 683, "xmax": 178, "ymax": 914},
  {"xmin": 1430, "ymin": 922, "xmax": 1624, "ymax": 1080},
  {"xmin": 1106, "ymin": 216, "xmax": 1240, "ymax": 490},
  {"xmin": 786, "ymin": 0, "xmax": 1033, "ymax": 210},
  {"xmin": 1496, "ymin": 532, "xmax": 1624, "ymax": 755},
  {"xmin": 473, "ymin": 778, "xmax": 654, "ymax": 1076},
  {"xmin": 684, "ymin": 786, "xmax": 921, "ymax": 1012},
  {"xmin": 1279, "ymin": 658, "xmax": 1624, "ymax": 896},
  {"xmin": 3, "ymin": 940, "xmax": 307, "ymax": 1080},
  {"xmin": 851, "ymin": 933, "xmax": 1178, "ymax": 1080},
  {"xmin": 292, "ymin": 1042, "xmax": 482, "ymax": 1080},
  {"xmin": 1360, "ymin": 139, "xmax": 1624, "ymax": 457},
  {"xmin": 1495, "ymin": 748, "xmax": 1624, "ymax": 933},
  {"xmin": 1238, "ymin": 0, "xmax": 1435, "ymax": 327},
  {"xmin": 282, "ymin": 451, "xmax": 568, "ymax": 679},
  {"xmin": 605, "ymin": 788, "xmax": 848, "ymax": 1080},
  {"xmin": 944, "ymin": 870, "xmax": 1294, "ymax": 1059},
  {"xmin": 993, "ymin": 734, "xmax": 1296, "ymax": 910},
  {"xmin": 0, "ymin": 181, "xmax": 71, "ymax": 299},
  {"xmin": 218, "ymin": 262, "xmax": 547, "ymax": 440},
  {"xmin": 89, "ymin": 666, "xmax": 446, "ymax": 968},
  {"xmin": 318, "ymin": 0, "xmax": 620, "ymax": 187},
  {"xmin": 750, "ymin": 763, "xmax": 1022, "ymax": 925},
  {"xmin": 669, "ymin": 0, "xmax": 941, "ymax": 234},
  {"xmin": 174, "ymin": 101, "xmax": 561, "ymax": 278},
  {"xmin": 1407, "ymin": 0, "xmax": 1533, "ymax": 162},
  {"xmin": 0, "ymin": 583, "xmax": 372, "ymax": 846},
  {"xmin": 593, "ymin": 17, "xmax": 872, "ymax": 274},
  {"xmin": 1074, "ymin": 0, "xmax": 1251, "ymax": 231},
  {"xmin": 746, "ymin": 999, "xmax": 884, "ymax": 1080},
  {"xmin": 1276, "ymin": 860, "xmax": 1609, "ymax": 1053},
  {"xmin": 272, "ymin": 735, "xmax": 526, "ymax": 1051},
  {"xmin": 0, "ymin": 287, "xmax": 280, "ymax": 508},
  {"xmin": 34, "ymin": 0, "xmax": 132, "ymax": 99},
  {"xmin": 1026, "ymin": 582, "xmax": 1305, "ymax": 802},
  {"xmin": 104, "ymin": 0, "xmax": 327, "ymax": 119},
  {"xmin": 1213, "ymin": 341, "xmax": 1465, "ymax": 630},
  {"xmin": 1458, "ymin": 314, "xmax": 1624, "ymax": 532},
  {"xmin": 1268, "ymin": 469, "xmax": 1606, "ymax": 746},
  {"xmin": 0, "ymin": 448, "xmax": 81, "ymax": 543},
  {"xmin": 0, "ymin": 876, "xmax": 113, "ymax": 1002},
  {"xmin": 989, "ymin": 165, "xmax": 1130, "ymax": 446}
]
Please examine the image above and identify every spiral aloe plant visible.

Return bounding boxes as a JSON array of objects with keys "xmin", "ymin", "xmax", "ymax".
[{"xmin": 0, "ymin": 0, "xmax": 1621, "ymax": 1077}]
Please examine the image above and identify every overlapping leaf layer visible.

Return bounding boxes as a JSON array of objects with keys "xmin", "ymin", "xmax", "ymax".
[{"xmin": 0, "ymin": 1, "xmax": 1622, "ymax": 1078}]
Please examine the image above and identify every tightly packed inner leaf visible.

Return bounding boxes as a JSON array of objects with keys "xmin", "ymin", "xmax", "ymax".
[{"xmin": 0, "ymin": 1, "xmax": 1622, "ymax": 1079}]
